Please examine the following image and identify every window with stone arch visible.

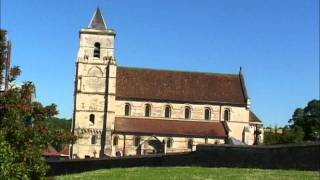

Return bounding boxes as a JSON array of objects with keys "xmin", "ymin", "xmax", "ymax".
[
  {"xmin": 134, "ymin": 136, "xmax": 141, "ymax": 147},
  {"xmin": 93, "ymin": 42, "xmax": 100, "ymax": 58},
  {"xmin": 89, "ymin": 114, "xmax": 95, "ymax": 125},
  {"xmin": 113, "ymin": 135, "xmax": 119, "ymax": 146},
  {"xmin": 91, "ymin": 135, "xmax": 97, "ymax": 145},
  {"xmin": 204, "ymin": 108, "xmax": 211, "ymax": 120},
  {"xmin": 185, "ymin": 106, "xmax": 191, "ymax": 119},
  {"xmin": 124, "ymin": 103, "xmax": 131, "ymax": 116},
  {"xmin": 224, "ymin": 108, "xmax": 231, "ymax": 121},
  {"xmin": 167, "ymin": 138, "xmax": 173, "ymax": 148},
  {"xmin": 187, "ymin": 139, "xmax": 193, "ymax": 149},
  {"xmin": 145, "ymin": 104, "xmax": 151, "ymax": 117},
  {"xmin": 164, "ymin": 105, "xmax": 171, "ymax": 118}
]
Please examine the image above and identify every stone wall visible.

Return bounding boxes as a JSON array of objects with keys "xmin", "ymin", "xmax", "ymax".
[
  {"xmin": 195, "ymin": 143, "xmax": 320, "ymax": 170},
  {"xmin": 47, "ymin": 143, "xmax": 320, "ymax": 176}
]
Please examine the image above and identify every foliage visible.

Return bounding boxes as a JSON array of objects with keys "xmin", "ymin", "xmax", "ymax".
[
  {"xmin": 263, "ymin": 131, "xmax": 281, "ymax": 145},
  {"xmin": 35, "ymin": 117, "xmax": 73, "ymax": 151},
  {"xmin": 264, "ymin": 99, "xmax": 319, "ymax": 144},
  {"xmin": 56, "ymin": 167, "xmax": 320, "ymax": 180},
  {"xmin": 0, "ymin": 83, "xmax": 77, "ymax": 179},
  {"xmin": 40, "ymin": 117, "xmax": 72, "ymax": 132},
  {"xmin": 263, "ymin": 126, "xmax": 304, "ymax": 145},
  {"xmin": 281, "ymin": 126, "xmax": 304, "ymax": 143},
  {"xmin": 0, "ymin": 29, "xmax": 76, "ymax": 179},
  {"xmin": 289, "ymin": 99, "xmax": 320, "ymax": 141},
  {"xmin": 0, "ymin": 82, "xmax": 52, "ymax": 179}
]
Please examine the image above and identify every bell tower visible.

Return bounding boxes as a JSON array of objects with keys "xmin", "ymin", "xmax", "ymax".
[{"xmin": 72, "ymin": 8, "xmax": 117, "ymax": 158}]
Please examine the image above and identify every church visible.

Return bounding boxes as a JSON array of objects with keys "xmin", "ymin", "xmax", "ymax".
[{"xmin": 71, "ymin": 8, "xmax": 263, "ymax": 159}]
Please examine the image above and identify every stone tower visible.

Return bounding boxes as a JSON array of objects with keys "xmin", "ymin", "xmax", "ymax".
[{"xmin": 72, "ymin": 8, "xmax": 117, "ymax": 158}]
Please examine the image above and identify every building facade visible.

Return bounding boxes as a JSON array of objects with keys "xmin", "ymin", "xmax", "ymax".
[{"xmin": 71, "ymin": 9, "xmax": 263, "ymax": 159}]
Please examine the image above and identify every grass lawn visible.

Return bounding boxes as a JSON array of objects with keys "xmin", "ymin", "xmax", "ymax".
[{"xmin": 56, "ymin": 167, "xmax": 320, "ymax": 180}]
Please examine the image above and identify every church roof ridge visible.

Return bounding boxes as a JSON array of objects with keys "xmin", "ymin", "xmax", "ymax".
[
  {"xmin": 118, "ymin": 66, "xmax": 239, "ymax": 77},
  {"xmin": 88, "ymin": 8, "xmax": 107, "ymax": 30},
  {"xmin": 117, "ymin": 66, "xmax": 247, "ymax": 105}
]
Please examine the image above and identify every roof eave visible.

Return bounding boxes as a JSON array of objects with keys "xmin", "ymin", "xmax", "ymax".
[
  {"xmin": 116, "ymin": 96, "xmax": 247, "ymax": 107},
  {"xmin": 113, "ymin": 131, "xmax": 227, "ymax": 138}
]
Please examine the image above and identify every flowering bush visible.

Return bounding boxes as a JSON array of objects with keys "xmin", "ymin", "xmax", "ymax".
[{"xmin": 0, "ymin": 29, "xmax": 76, "ymax": 179}]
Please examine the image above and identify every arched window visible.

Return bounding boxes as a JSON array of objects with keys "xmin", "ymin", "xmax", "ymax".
[
  {"xmin": 185, "ymin": 106, "xmax": 191, "ymax": 119},
  {"xmin": 93, "ymin": 42, "xmax": 100, "ymax": 58},
  {"xmin": 165, "ymin": 105, "xmax": 171, "ymax": 118},
  {"xmin": 187, "ymin": 139, "xmax": 193, "ymax": 149},
  {"xmin": 89, "ymin": 114, "xmax": 95, "ymax": 125},
  {"xmin": 145, "ymin": 104, "xmax": 151, "ymax": 117},
  {"xmin": 224, "ymin": 109, "xmax": 230, "ymax": 121},
  {"xmin": 124, "ymin": 103, "xmax": 131, "ymax": 116},
  {"xmin": 91, "ymin": 135, "xmax": 97, "ymax": 145},
  {"xmin": 204, "ymin": 108, "xmax": 211, "ymax": 120},
  {"xmin": 167, "ymin": 138, "xmax": 173, "ymax": 148},
  {"xmin": 113, "ymin": 136, "xmax": 119, "ymax": 146},
  {"xmin": 134, "ymin": 136, "xmax": 141, "ymax": 147}
]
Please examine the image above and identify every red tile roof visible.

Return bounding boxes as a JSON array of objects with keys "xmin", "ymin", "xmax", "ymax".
[
  {"xmin": 43, "ymin": 146, "xmax": 60, "ymax": 157},
  {"xmin": 43, "ymin": 145, "xmax": 70, "ymax": 157},
  {"xmin": 114, "ymin": 117, "xmax": 227, "ymax": 138},
  {"xmin": 249, "ymin": 111, "xmax": 262, "ymax": 123},
  {"xmin": 59, "ymin": 145, "xmax": 70, "ymax": 156},
  {"xmin": 116, "ymin": 67, "xmax": 247, "ymax": 105}
]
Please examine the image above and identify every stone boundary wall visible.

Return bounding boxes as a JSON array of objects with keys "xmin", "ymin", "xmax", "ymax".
[
  {"xmin": 195, "ymin": 143, "xmax": 320, "ymax": 170},
  {"xmin": 47, "ymin": 143, "xmax": 320, "ymax": 176}
]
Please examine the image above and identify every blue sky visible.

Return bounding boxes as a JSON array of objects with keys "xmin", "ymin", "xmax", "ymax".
[{"xmin": 1, "ymin": 0, "xmax": 319, "ymax": 127}]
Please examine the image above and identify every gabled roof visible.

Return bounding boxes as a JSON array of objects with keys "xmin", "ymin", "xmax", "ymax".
[
  {"xmin": 249, "ymin": 111, "xmax": 262, "ymax": 123},
  {"xmin": 114, "ymin": 117, "xmax": 227, "ymax": 138},
  {"xmin": 88, "ymin": 8, "xmax": 107, "ymax": 30},
  {"xmin": 43, "ymin": 146, "xmax": 60, "ymax": 157},
  {"xmin": 42, "ymin": 145, "xmax": 70, "ymax": 157},
  {"xmin": 116, "ymin": 67, "xmax": 247, "ymax": 105}
]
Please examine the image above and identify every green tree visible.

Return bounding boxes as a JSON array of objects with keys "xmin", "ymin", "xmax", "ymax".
[
  {"xmin": 36, "ymin": 117, "xmax": 73, "ymax": 151},
  {"xmin": 0, "ymin": 29, "xmax": 76, "ymax": 179},
  {"xmin": 263, "ymin": 126, "xmax": 304, "ymax": 145},
  {"xmin": 280, "ymin": 126, "xmax": 304, "ymax": 144},
  {"xmin": 41, "ymin": 117, "xmax": 72, "ymax": 132},
  {"xmin": 289, "ymin": 99, "xmax": 320, "ymax": 141},
  {"xmin": 263, "ymin": 131, "xmax": 281, "ymax": 145}
]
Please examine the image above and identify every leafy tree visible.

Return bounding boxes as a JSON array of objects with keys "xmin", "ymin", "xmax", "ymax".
[
  {"xmin": 289, "ymin": 99, "xmax": 320, "ymax": 141},
  {"xmin": 34, "ymin": 116, "xmax": 73, "ymax": 151},
  {"xmin": 0, "ymin": 29, "xmax": 76, "ymax": 179},
  {"xmin": 263, "ymin": 131, "xmax": 282, "ymax": 145},
  {"xmin": 37, "ymin": 117, "xmax": 73, "ymax": 151},
  {"xmin": 264, "ymin": 99, "xmax": 320, "ymax": 144},
  {"xmin": 263, "ymin": 126, "xmax": 304, "ymax": 145},
  {"xmin": 280, "ymin": 126, "xmax": 304, "ymax": 144},
  {"xmin": 40, "ymin": 117, "xmax": 72, "ymax": 132}
]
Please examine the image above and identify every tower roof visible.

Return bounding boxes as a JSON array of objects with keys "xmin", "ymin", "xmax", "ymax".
[{"xmin": 88, "ymin": 8, "xmax": 107, "ymax": 30}]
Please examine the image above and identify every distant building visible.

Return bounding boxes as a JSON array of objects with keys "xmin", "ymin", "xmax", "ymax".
[
  {"xmin": 0, "ymin": 29, "xmax": 12, "ymax": 94},
  {"xmin": 43, "ymin": 145, "xmax": 70, "ymax": 160},
  {"xmin": 71, "ymin": 8, "xmax": 263, "ymax": 158},
  {"xmin": 264, "ymin": 127, "xmax": 284, "ymax": 134}
]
